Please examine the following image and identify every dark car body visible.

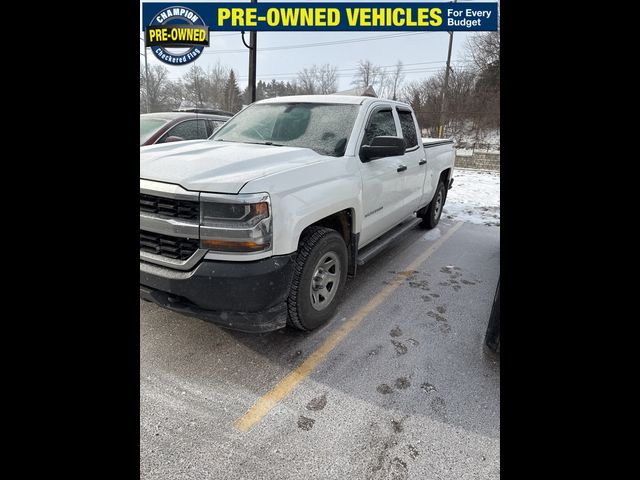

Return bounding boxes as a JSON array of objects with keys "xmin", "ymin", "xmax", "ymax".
[
  {"xmin": 485, "ymin": 277, "xmax": 500, "ymax": 353},
  {"xmin": 140, "ymin": 112, "xmax": 232, "ymax": 146}
]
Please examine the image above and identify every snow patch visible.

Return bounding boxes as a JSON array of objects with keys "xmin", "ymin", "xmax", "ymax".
[
  {"xmin": 443, "ymin": 169, "xmax": 500, "ymax": 226},
  {"xmin": 422, "ymin": 228, "xmax": 441, "ymax": 241}
]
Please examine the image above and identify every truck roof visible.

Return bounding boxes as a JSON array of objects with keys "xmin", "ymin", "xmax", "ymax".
[{"xmin": 257, "ymin": 95, "xmax": 411, "ymax": 109}]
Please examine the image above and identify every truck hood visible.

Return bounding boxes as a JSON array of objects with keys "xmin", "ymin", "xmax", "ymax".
[{"xmin": 140, "ymin": 140, "xmax": 322, "ymax": 193}]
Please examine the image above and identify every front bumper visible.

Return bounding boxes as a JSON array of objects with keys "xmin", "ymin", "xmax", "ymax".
[{"xmin": 140, "ymin": 253, "xmax": 296, "ymax": 333}]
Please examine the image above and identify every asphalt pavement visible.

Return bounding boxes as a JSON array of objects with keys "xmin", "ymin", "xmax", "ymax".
[{"xmin": 140, "ymin": 220, "xmax": 500, "ymax": 480}]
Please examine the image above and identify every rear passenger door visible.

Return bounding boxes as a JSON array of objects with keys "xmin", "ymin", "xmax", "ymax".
[{"xmin": 396, "ymin": 107, "xmax": 427, "ymax": 215}]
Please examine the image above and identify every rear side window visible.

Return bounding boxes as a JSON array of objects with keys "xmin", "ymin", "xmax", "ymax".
[
  {"xmin": 362, "ymin": 109, "xmax": 397, "ymax": 147},
  {"xmin": 397, "ymin": 110, "xmax": 418, "ymax": 149},
  {"xmin": 159, "ymin": 119, "xmax": 208, "ymax": 142},
  {"xmin": 207, "ymin": 120, "xmax": 225, "ymax": 136}
]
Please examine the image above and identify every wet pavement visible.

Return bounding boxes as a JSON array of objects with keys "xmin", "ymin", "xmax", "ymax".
[{"xmin": 140, "ymin": 220, "xmax": 500, "ymax": 479}]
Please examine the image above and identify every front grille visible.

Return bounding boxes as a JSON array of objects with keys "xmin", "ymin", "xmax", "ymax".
[
  {"xmin": 140, "ymin": 230, "xmax": 199, "ymax": 260},
  {"xmin": 140, "ymin": 193, "xmax": 199, "ymax": 220}
]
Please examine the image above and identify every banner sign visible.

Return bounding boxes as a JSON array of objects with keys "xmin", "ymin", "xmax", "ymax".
[
  {"xmin": 142, "ymin": 2, "xmax": 498, "ymax": 65},
  {"xmin": 142, "ymin": 3, "xmax": 498, "ymax": 32}
]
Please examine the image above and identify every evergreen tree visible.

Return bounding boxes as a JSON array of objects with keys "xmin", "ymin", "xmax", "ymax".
[{"xmin": 223, "ymin": 69, "xmax": 243, "ymax": 112}]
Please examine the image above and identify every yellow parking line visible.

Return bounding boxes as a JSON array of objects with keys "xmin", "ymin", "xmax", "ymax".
[{"xmin": 234, "ymin": 221, "xmax": 463, "ymax": 432}]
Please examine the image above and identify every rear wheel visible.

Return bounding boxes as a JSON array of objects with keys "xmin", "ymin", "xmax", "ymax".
[
  {"xmin": 287, "ymin": 227, "xmax": 348, "ymax": 331},
  {"xmin": 420, "ymin": 181, "xmax": 446, "ymax": 229}
]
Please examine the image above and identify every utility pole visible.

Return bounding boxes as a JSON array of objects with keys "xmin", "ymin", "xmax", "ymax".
[
  {"xmin": 241, "ymin": 0, "xmax": 258, "ymax": 103},
  {"xmin": 438, "ymin": 0, "xmax": 456, "ymax": 138},
  {"xmin": 248, "ymin": 0, "xmax": 258, "ymax": 103},
  {"xmin": 141, "ymin": 37, "xmax": 150, "ymax": 113}
]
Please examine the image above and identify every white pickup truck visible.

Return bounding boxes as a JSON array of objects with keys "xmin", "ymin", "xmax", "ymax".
[{"xmin": 140, "ymin": 95, "xmax": 455, "ymax": 332}]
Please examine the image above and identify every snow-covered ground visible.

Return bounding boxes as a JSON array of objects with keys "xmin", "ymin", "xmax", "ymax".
[{"xmin": 443, "ymin": 168, "xmax": 500, "ymax": 227}]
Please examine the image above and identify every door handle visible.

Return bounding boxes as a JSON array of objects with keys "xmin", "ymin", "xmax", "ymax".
[
  {"xmin": 397, "ymin": 165, "xmax": 407, "ymax": 172},
  {"xmin": 419, "ymin": 159, "xmax": 427, "ymax": 166}
]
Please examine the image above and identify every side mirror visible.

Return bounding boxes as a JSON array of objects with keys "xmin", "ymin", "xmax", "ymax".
[
  {"xmin": 360, "ymin": 136, "xmax": 406, "ymax": 161},
  {"xmin": 164, "ymin": 136, "xmax": 185, "ymax": 143}
]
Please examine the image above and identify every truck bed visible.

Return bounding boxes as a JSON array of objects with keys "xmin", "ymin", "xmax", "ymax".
[{"xmin": 422, "ymin": 137, "xmax": 455, "ymax": 148}]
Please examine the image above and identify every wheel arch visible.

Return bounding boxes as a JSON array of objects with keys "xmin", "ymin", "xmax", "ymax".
[{"xmin": 296, "ymin": 209, "xmax": 359, "ymax": 278}]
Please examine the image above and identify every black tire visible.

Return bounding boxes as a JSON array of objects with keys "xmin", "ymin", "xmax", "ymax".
[
  {"xmin": 287, "ymin": 227, "xmax": 348, "ymax": 331},
  {"xmin": 420, "ymin": 181, "xmax": 446, "ymax": 229}
]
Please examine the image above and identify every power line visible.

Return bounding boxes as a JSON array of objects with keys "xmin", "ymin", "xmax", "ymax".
[
  {"xmin": 160, "ymin": 63, "xmax": 465, "ymax": 82},
  {"xmin": 232, "ymin": 61, "xmax": 456, "ymax": 79},
  {"xmin": 243, "ymin": 65, "xmax": 464, "ymax": 81},
  {"xmin": 199, "ymin": 32, "xmax": 428, "ymax": 54},
  {"xmin": 160, "ymin": 71, "xmax": 453, "ymax": 86},
  {"xmin": 160, "ymin": 61, "xmax": 462, "ymax": 78},
  {"xmin": 266, "ymin": 67, "xmax": 445, "ymax": 79},
  {"xmin": 141, "ymin": 31, "xmax": 441, "ymax": 57},
  {"xmin": 162, "ymin": 68, "xmax": 451, "ymax": 83}
]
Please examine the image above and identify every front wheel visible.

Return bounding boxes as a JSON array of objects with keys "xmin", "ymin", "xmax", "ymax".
[
  {"xmin": 287, "ymin": 227, "xmax": 348, "ymax": 331},
  {"xmin": 420, "ymin": 181, "xmax": 446, "ymax": 229}
]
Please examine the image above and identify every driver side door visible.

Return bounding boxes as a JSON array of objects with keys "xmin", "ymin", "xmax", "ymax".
[{"xmin": 358, "ymin": 106, "xmax": 408, "ymax": 248}]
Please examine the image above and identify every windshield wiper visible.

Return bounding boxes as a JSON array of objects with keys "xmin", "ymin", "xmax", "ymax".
[
  {"xmin": 243, "ymin": 141, "xmax": 284, "ymax": 146},
  {"xmin": 214, "ymin": 139, "xmax": 284, "ymax": 146}
]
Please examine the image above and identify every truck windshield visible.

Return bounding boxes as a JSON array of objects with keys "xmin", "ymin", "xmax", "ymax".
[{"xmin": 211, "ymin": 103, "xmax": 359, "ymax": 157}]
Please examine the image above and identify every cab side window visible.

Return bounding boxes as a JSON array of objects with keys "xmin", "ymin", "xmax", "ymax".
[
  {"xmin": 397, "ymin": 110, "xmax": 419, "ymax": 149},
  {"xmin": 362, "ymin": 109, "xmax": 397, "ymax": 147},
  {"xmin": 159, "ymin": 119, "xmax": 208, "ymax": 143}
]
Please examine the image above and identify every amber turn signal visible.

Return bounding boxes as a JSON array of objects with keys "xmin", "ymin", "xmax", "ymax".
[{"xmin": 201, "ymin": 239, "xmax": 268, "ymax": 252}]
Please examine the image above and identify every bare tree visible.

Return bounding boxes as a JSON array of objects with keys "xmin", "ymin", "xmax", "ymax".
[
  {"xmin": 163, "ymin": 80, "xmax": 185, "ymax": 111},
  {"xmin": 375, "ymin": 68, "xmax": 389, "ymax": 98},
  {"xmin": 140, "ymin": 63, "xmax": 146, "ymax": 112},
  {"xmin": 465, "ymin": 31, "xmax": 500, "ymax": 133},
  {"xmin": 401, "ymin": 65, "xmax": 496, "ymax": 143},
  {"xmin": 140, "ymin": 64, "xmax": 171, "ymax": 112},
  {"xmin": 317, "ymin": 64, "xmax": 338, "ymax": 94},
  {"xmin": 297, "ymin": 66, "xmax": 318, "ymax": 94},
  {"xmin": 206, "ymin": 61, "xmax": 230, "ymax": 109},
  {"xmin": 390, "ymin": 61, "xmax": 405, "ymax": 101},
  {"xmin": 401, "ymin": 79, "xmax": 435, "ymax": 134},
  {"xmin": 297, "ymin": 64, "xmax": 338, "ymax": 95},
  {"xmin": 465, "ymin": 31, "xmax": 500, "ymax": 73},
  {"xmin": 351, "ymin": 60, "xmax": 381, "ymax": 89},
  {"xmin": 398, "ymin": 30, "xmax": 500, "ymax": 144},
  {"xmin": 183, "ymin": 65, "xmax": 210, "ymax": 107},
  {"xmin": 369, "ymin": 60, "xmax": 405, "ymax": 100}
]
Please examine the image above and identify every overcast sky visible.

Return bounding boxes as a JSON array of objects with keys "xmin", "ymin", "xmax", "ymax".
[{"xmin": 140, "ymin": 0, "xmax": 494, "ymax": 91}]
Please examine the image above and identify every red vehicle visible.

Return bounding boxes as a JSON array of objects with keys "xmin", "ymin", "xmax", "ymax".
[{"xmin": 140, "ymin": 110, "xmax": 232, "ymax": 146}]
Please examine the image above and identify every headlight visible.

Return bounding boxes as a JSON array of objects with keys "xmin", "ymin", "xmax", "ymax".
[{"xmin": 200, "ymin": 193, "xmax": 272, "ymax": 253}]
